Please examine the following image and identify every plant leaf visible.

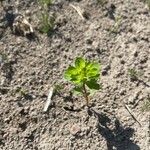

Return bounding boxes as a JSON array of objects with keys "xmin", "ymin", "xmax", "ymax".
[
  {"xmin": 72, "ymin": 86, "xmax": 83, "ymax": 95},
  {"xmin": 64, "ymin": 66, "xmax": 77, "ymax": 80},
  {"xmin": 86, "ymin": 62, "xmax": 100, "ymax": 80},
  {"xmin": 86, "ymin": 80, "xmax": 101, "ymax": 90},
  {"xmin": 75, "ymin": 57, "xmax": 86, "ymax": 69}
]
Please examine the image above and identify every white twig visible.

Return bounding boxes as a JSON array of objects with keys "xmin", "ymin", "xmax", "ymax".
[
  {"xmin": 123, "ymin": 101, "xmax": 142, "ymax": 127},
  {"xmin": 70, "ymin": 4, "xmax": 85, "ymax": 20},
  {"xmin": 43, "ymin": 87, "xmax": 54, "ymax": 112}
]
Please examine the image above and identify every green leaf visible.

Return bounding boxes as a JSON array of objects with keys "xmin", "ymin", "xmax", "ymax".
[
  {"xmin": 71, "ymin": 74, "xmax": 83, "ymax": 84},
  {"xmin": 87, "ymin": 69, "xmax": 99, "ymax": 78},
  {"xmin": 86, "ymin": 63, "xmax": 99, "ymax": 72},
  {"xmin": 64, "ymin": 66, "xmax": 77, "ymax": 80},
  {"xmin": 86, "ymin": 62, "xmax": 100, "ymax": 79},
  {"xmin": 86, "ymin": 80, "xmax": 101, "ymax": 90},
  {"xmin": 75, "ymin": 57, "xmax": 86, "ymax": 69},
  {"xmin": 72, "ymin": 86, "xmax": 83, "ymax": 95}
]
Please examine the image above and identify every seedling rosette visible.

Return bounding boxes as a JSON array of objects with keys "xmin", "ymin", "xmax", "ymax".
[{"xmin": 64, "ymin": 57, "xmax": 101, "ymax": 106}]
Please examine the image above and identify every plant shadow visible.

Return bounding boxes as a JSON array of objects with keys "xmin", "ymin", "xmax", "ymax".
[
  {"xmin": 88, "ymin": 108, "xmax": 140, "ymax": 150},
  {"xmin": 137, "ymin": 79, "xmax": 150, "ymax": 87},
  {"xmin": 106, "ymin": 4, "xmax": 116, "ymax": 20}
]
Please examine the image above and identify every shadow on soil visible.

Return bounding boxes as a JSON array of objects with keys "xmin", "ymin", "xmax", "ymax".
[
  {"xmin": 88, "ymin": 108, "xmax": 140, "ymax": 150},
  {"xmin": 137, "ymin": 79, "xmax": 150, "ymax": 87}
]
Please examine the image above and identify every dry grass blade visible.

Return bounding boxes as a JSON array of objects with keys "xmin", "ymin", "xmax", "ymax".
[
  {"xmin": 43, "ymin": 87, "xmax": 54, "ymax": 112},
  {"xmin": 123, "ymin": 102, "xmax": 142, "ymax": 127},
  {"xmin": 70, "ymin": 4, "xmax": 85, "ymax": 20}
]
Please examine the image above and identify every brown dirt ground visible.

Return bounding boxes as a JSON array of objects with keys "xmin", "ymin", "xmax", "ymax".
[{"xmin": 0, "ymin": 0, "xmax": 150, "ymax": 150}]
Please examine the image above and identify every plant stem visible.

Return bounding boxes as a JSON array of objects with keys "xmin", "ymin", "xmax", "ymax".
[{"xmin": 83, "ymin": 83, "xmax": 89, "ymax": 106}]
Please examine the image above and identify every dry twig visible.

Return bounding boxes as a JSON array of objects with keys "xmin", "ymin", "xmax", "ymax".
[
  {"xmin": 70, "ymin": 4, "xmax": 85, "ymax": 20},
  {"xmin": 43, "ymin": 87, "xmax": 54, "ymax": 112},
  {"xmin": 123, "ymin": 101, "xmax": 142, "ymax": 127}
]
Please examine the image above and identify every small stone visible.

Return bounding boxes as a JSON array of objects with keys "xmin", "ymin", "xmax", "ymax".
[
  {"xmin": 16, "ymin": 37, "xmax": 22, "ymax": 44},
  {"xmin": 4, "ymin": 117, "xmax": 11, "ymax": 123},
  {"xmin": 32, "ymin": 94, "xmax": 36, "ymax": 99},
  {"xmin": 70, "ymin": 124, "xmax": 81, "ymax": 136},
  {"xmin": 92, "ymin": 41, "xmax": 99, "ymax": 49},
  {"xmin": 119, "ymin": 89, "xmax": 126, "ymax": 95},
  {"xmin": 25, "ymin": 10, "xmax": 31, "ymax": 16}
]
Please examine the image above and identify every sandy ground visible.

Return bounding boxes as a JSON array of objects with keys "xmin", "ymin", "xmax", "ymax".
[{"xmin": 0, "ymin": 0, "xmax": 150, "ymax": 150}]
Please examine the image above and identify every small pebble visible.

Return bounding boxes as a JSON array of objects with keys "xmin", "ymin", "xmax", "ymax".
[
  {"xmin": 25, "ymin": 10, "xmax": 31, "ymax": 16},
  {"xmin": 70, "ymin": 124, "xmax": 81, "ymax": 136}
]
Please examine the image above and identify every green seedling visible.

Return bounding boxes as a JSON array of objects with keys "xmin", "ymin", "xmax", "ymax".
[
  {"xmin": 97, "ymin": 0, "xmax": 107, "ymax": 6},
  {"xmin": 145, "ymin": 0, "xmax": 150, "ymax": 9},
  {"xmin": 64, "ymin": 57, "xmax": 101, "ymax": 106},
  {"xmin": 0, "ymin": 53, "xmax": 8, "ymax": 63},
  {"xmin": 142, "ymin": 99, "xmax": 150, "ymax": 112},
  {"xmin": 39, "ymin": 11, "xmax": 55, "ymax": 34},
  {"xmin": 15, "ymin": 87, "xmax": 29, "ymax": 97},
  {"xmin": 128, "ymin": 69, "xmax": 139, "ymax": 81},
  {"xmin": 128, "ymin": 68, "xmax": 143, "ymax": 81},
  {"xmin": 110, "ymin": 16, "xmax": 122, "ymax": 33},
  {"xmin": 39, "ymin": 0, "xmax": 53, "ymax": 7}
]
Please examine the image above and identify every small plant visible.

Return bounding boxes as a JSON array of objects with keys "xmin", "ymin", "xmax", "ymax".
[
  {"xmin": 0, "ymin": 53, "xmax": 7, "ymax": 63},
  {"xmin": 110, "ymin": 16, "xmax": 122, "ymax": 33},
  {"xmin": 142, "ymin": 99, "xmax": 150, "ymax": 112},
  {"xmin": 97, "ymin": 0, "xmax": 107, "ymax": 6},
  {"xmin": 39, "ymin": 11, "xmax": 55, "ymax": 34},
  {"xmin": 128, "ymin": 68, "xmax": 139, "ymax": 81},
  {"xmin": 39, "ymin": 0, "xmax": 53, "ymax": 7},
  {"xmin": 15, "ymin": 87, "xmax": 29, "ymax": 97},
  {"xmin": 128, "ymin": 68, "xmax": 144, "ymax": 81},
  {"xmin": 38, "ymin": 0, "xmax": 55, "ymax": 35},
  {"xmin": 145, "ymin": 0, "xmax": 150, "ymax": 9},
  {"xmin": 64, "ymin": 57, "xmax": 101, "ymax": 106}
]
